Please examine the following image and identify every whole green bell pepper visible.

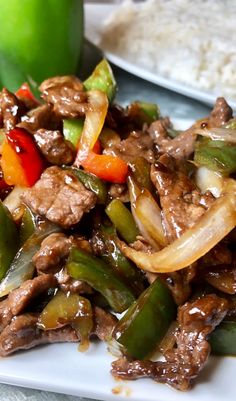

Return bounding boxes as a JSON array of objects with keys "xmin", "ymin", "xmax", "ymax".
[{"xmin": 0, "ymin": 0, "xmax": 84, "ymax": 91}]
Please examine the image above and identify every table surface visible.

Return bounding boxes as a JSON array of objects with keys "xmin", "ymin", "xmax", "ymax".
[{"xmin": 0, "ymin": 43, "xmax": 211, "ymax": 401}]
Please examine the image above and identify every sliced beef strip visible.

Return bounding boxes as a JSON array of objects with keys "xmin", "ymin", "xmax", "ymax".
[
  {"xmin": 108, "ymin": 183, "xmax": 129, "ymax": 203},
  {"xmin": 92, "ymin": 306, "xmax": 118, "ymax": 341},
  {"xmin": 0, "ymin": 88, "xmax": 25, "ymax": 130},
  {"xmin": 0, "ymin": 299, "xmax": 13, "ymax": 332},
  {"xmin": 0, "ymin": 314, "xmax": 78, "ymax": 357},
  {"xmin": 0, "ymin": 274, "xmax": 57, "ymax": 331},
  {"xmin": 56, "ymin": 268, "xmax": 93, "ymax": 294},
  {"xmin": 33, "ymin": 233, "xmax": 92, "ymax": 275},
  {"xmin": 150, "ymin": 154, "xmax": 215, "ymax": 303},
  {"xmin": 17, "ymin": 104, "xmax": 61, "ymax": 133},
  {"xmin": 39, "ymin": 75, "xmax": 88, "ymax": 119},
  {"xmin": 8, "ymin": 274, "xmax": 57, "ymax": 316},
  {"xmin": 22, "ymin": 166, "xmax": 97, "ymax": 228},
  {"xmin": 111, "ymin": 294, "xmax": 228, "ymax": 391},
  {"xmin": 104, "ymin": 130, "xmax": 155, "ymax": 163},
  {"xmin": 151, "ymin": 154, "xmax": 215, "ymax": 242},
  {"xmin": 34, "ymin": 128, "xmax": 75, "ymax": 165},
  {"xmin": 209, "ymin": 97, "xmax": 233, "ymax": 127},
  {"xmin": 148, "ymin": 118, "xmax": 197, "ymax": 161}
]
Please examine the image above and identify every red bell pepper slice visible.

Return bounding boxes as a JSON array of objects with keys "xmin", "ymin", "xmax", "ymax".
[
  {"xmin": 1, "ymin": 128, "xmax": 44, "ymax": 187},
  {"xmin": 15, "ymin": 83, "xmax": 39, "ymax": 107},
  {"xmin": 82, "ymin": 152, "xmax": 128, "ymax": 184}
]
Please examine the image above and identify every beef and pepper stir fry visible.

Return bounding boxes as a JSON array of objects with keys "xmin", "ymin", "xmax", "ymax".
[{"xmin": 0, "ymin": 60, "xmax": 236, "ymax": 391}]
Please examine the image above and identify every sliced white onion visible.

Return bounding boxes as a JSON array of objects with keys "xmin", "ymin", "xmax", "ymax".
[
  {"xmin": 74, "ymin": 90, "xmax": 108, "ymax": 165},
  {"xmin": 127, "ymin": 177, "xmax": 160, "ymax": 250},
  {"xmin": 195, "ymin": 166, "xmax": 223, "ymax": 198},
  {"xmin": 135, "ymin": 189, "xmax": 167, "ymax": 247},
  {"xmin": 120, "ymin": 179, "xmax": 236, "ymax": 273},
  {"xmin": 196, "ymin": 127, "xmax": 236, "ymax": 142},
  {"xmin": 3, "ymin": 186, "xmax": 26, "ymax": 214}
]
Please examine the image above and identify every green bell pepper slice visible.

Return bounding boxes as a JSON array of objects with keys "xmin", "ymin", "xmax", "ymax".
[
  {"xmin": 64, "ymin": 166, "xmax": 107, "ymax": 205},
  {"xmin": 98, "ymin": 226, "xmax": 144, "ymax": 296},
  {"xmin": 84, "ymin": 59, "xmax": 117, "ymax": 103},
  {"xmin": 67, "ymin": 248, "xmax": 136, "ymax": 313},
  {"xmin": 0, "ymin": 220, "xmax": 60, "ymax": 298},
  {"xmin": 38, "ymin": 290, "xmax": 93, "ymax": 351},
  {"xmin": 0, "ymin": 0, "xmax": 84, "ymax": 91},
  {"xmin": 105, "ymin": 199, "xmax": 139, "ymax": 244},
  {"xmin": 113, "ymin": 278, "xmax": 176, "ymax": 360},
  {"xmin": 63, "ymin": 118, "xmax": 84, "ymax": 148},
  {"xmin": 129, "ymin": 157, "xmax": 154, "ymax": 193},
  {"xmin": 194, "ymin": 138, "xmax": 236, "ymax": 176},
  {"xmin": 209, "ymin": 320, "xmax": 236, "ymax": 356},
  {"xmin": 0, "ymin": 200, "xmax": 18, "ymax": 281},
  {"xmin": 19, "ymin": 205, "xmax": 37, "ymax": 246}
]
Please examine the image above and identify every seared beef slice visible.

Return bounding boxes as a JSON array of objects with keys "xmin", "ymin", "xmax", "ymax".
[{"xmin": 22, "ymin": 166, "xmax": 97, "ymax": 228}]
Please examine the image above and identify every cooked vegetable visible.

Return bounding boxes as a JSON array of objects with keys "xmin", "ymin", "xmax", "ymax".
[
  {"xmin": 19, "ymin": 205, "xmax": 37, "ymax": 246},
  {"xmin": 0, "ymin": 0, "xmax": 84, "ymax": 90},
  {"xmin": 38, "ymin": 290, "xmax": 93, "ymax": 351},
  {"xmin": 127, "ymin": 101, "xmax": 160, "ymax": 127},
  {"xmin": 134, "ymin": 189, "xmax": 167, "ymax": 247},
  {"xmin": 105, "ymin": 199, "xmax": 139, "ymax": 243},
  {"xmin": 1, "ymin": 128, "xmax": 44, "ymax": 186},
  {"xmin": 210, "ymin": 320, "xmax": 236, "ymax": 355},
  {"xmin": 129, "ymin": 157, "xmax": 154, "ymax": 193},
  {"xmin": 0, "ymin": 200, "xmax": 18, "ymax": 281},
  {"xmin": 97, "ymin": 226, "xmax": 144, "ymax": 296},
  {"xmin": 113, "ymin": 279, "xmax": 176, "ymax": 359},
  {"xmin": 196, "ymin": 127, "xmax": 236, "ymax": 142},
  {"xmin": 75, "ymin": 90, "xmax": 108, "ymax": 165},
  {"xmin": 15, "ymin": 82, "xmax": 39, "ymax": 106},
  {"xmin": 0, "ymin": 221, "xmax": 60, "ymax": 297},
  {"xmin": 84, "ymin": 59, "xmax": 117, "ymax": 103},
  {"xmin": 65, "ymin": 166, "xmax": 107, "ymax": 204},
  {"xmin": 63, "ymin": 118, "xmax": 84, "ymax": 148},
  {"xmin": 121, "ymin": 179, "xmax": 236, "ymax": 273},
  {"xmin": 194, "ymin": 138, "xmax": 236, "ymax": 176},
  {"xmin": 67, "ymin": 248, "xmax": 136, "ymax": 313},
  {"xmin": 195, "ymin": 166, "xmax": 223, "ymax": 198},
  {"xmin": 82, "ymin": 152, "xmax": 128, "ymax": 184}
]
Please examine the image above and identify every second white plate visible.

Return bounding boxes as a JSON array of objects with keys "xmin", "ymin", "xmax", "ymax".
[{"xmin": 85, "ymin": 3, "xmax": 236, "ymax": 110}]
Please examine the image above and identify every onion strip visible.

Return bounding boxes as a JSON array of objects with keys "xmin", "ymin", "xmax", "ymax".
[
  {"xmin": 74, "ymin": 90, "xmax": 108, "ymax": 165},
  {"xmin": 121, "ymin": 180, "xmax": 236, "ymax": 273},
  {"xmin": 195, "ymin": 127, "xmax": 236, "ymax": 143},
  {"xmin": 135, "ymin": 189, "xmax": 167, "ymax": 247}
]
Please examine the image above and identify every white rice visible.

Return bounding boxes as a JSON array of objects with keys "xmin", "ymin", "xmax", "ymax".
[{"xmin": 100, "ymin": 0, "xmax": 236, "ymax": 101}]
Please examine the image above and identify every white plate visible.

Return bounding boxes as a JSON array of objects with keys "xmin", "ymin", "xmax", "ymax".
[
  {"xmin": 85, "ymin": 3, "xmax": 236, "ymax": 110},
  {"xmin": 0, "ymin": 119, "xmax": 235, "ymax": 401}
]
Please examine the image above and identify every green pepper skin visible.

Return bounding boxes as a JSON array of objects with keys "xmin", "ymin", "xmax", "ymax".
[
  {"xmin": 105, "ymin": 199, "xmax": 139, "ymax": 243},
  {"xmin": 19, "ymin": 206, "xmax": 37, "ymax": 246},
  {"xmin": 129, "ymin": 157, "xmax": 154, "ymax": 193},
  {"xmin": 0, "ymin": 0, "xmax": 84, "ymax": 91},
  {"xmin": 84, "ymin": 59, "xmax": 117, "ymax": 103},
  {"xmin": 113, "ymin": 279, "xmax": 176, "ymax": 360},
  {"xmin": 0, "ymin": 201, "xmax": 18, "ymax": 281},
  {"xmin": 0, "ymin": 221, "xmax": 60, "ymax": 298},
  {"xmin": 210, "ymin": 320, "xmax": 236, "ymax": 355},
  {"xmin": 65, "ymin": 166, "xmax": 107, "ymax": 205},
  {"xmin": 194, "ymin": 138, "xmax": 236, "ymax": 176},
  {"xmin": 63, "ymin": 118, "xmax": 84, "ymax": 148},
  {"xmin": 67, "ymin": 248, "xmax": 136, "ymax": 313},
  {"xmin": 136, "ymin": 101, "xmax": 160, "ymax": 123},
  {"xmin": 98, "ymin": 226, "xmax": 144, "ymax": 296}
]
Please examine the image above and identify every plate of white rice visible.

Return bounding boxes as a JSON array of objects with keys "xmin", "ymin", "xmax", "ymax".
[{"xmin": 85, "ymin": 0, "xmax": 236, "ymax": 109}]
